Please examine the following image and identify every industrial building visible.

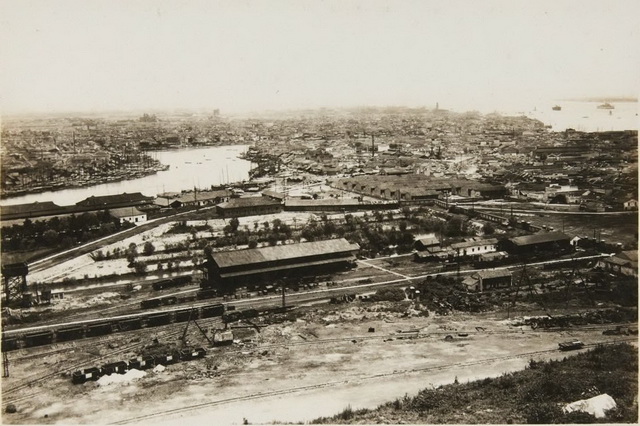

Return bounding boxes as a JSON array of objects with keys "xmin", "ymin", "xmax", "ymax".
[
  {"xmin": 502, "ymin": 231, "xmax": 572, "ymax": 254},
  {"xmin": 463, "ymin": 269, "xmax": 513, "ymax": 292},
  {"xmin": 283, "ymin": 198, "xmax": 396, "ymax": 212},
  {"xmin": 0, "ymin": 201, "xmax": 66, "ymax": 221},
  {"xmin": 75, "ymin": 192, "xmax": 152, "ymax": 210},
  {"xmin": 451, "ymin": 238, "xmax": 498, "ymax": 258},
  {"xmin": 597, "ymin": 251, "xmax": 638, "ymax": 277},
  {"xmin": 215, "ymin": 197, "xmax": 282, "ymax": 218},
  {"xmin": 203, "ymin": 238, "xmax": 360, "ymax": 293},
  {"xmin": 109, "ymin": 207, "xmax": 148, "ymax": 225}
]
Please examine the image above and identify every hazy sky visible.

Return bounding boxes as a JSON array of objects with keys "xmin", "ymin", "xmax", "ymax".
[{"xmin": 1, "ymin": 0, "xmax": 639, "ymax": 114}]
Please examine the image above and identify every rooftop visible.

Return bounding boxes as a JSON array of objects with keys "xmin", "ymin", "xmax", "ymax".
[
  {"xmin": 284, "ymin": 198, "xmax": 362, "ymax": 207},
  {"xmin": 1, "ymin": 201, "xmax": 63, "ymax": 216},
  {"xmin": 473, "ymin": 269, "xmax": 512, "ymax": 280},
  {"xmin": 451, "ymin": 238, "xmax": 498, "ymax": 250},
  {"xmin": 509, "ymin": 231, "xmax": 571, "ymax": 246},
  {"xmin": 210, "ymin": 238, "xmax": 360, "ymax": 269},
  {"xmin": 217, "ymin": 197, "xmax": 281, "ymax": 209},
  {"xmin": 76, "ymin": 192, "xmax": 151, "ymax": 207},
  {"xmin": 109, "ymin": 207, "xmax": 145, "ymax": 218}
]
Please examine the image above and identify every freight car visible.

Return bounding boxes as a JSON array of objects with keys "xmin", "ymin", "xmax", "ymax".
[
  {"xmin": 175, "ymin": 308, "xmax": 200, "ymax": 322},
  {"xmin": 240, "ymin": 309, "xmax": 259, "ymax": 319},
  {"xmin": 101, "ymin": 361, "xmax": 128, "ymax": 375},
  {"xmin": 1, "ymin": 337, "xmax": 19, "ymax": 352},
  {"xmin": 86, "ymin": 322, "xmax": 113, "ymax": 338},
  {"xmin": 146, "ymin": 313, "xmax": 172, "ymax": 327},
  {"xmin": 196, "ymin": 288, "xmax": 218, "ymax": 300},
  {"xmin": 57, "ymin": 326, "xmax": 85, "ymax": 342},
  {"xmin": 222, "ymin": 311, "xmax": 243, "ymax": 323},
  {"xmin": 71, "ymin": 347, "xmax": 207, "ymax": 384},
  {"xmin": 201, "ymin": 304, "xmax": 225, "ymax": 318},
  {"xmin": 140, "ymin": 295, "xmax": 178, "ymax": 309},
  {"xmin": 5, "ymin": 301, "xmax": 292, "ymax": 351},
  {"xmin": 118, "ymin": 317, "xmax": 143, "ymax": 331},
  {"xmin": 23, "ymin": 331, "xmax": 54, "ymax": 347},
  {"xmin": 152, "ymin": 275, "xmax": 193, "ymax": 291},
  {"xmin": 179, "ymin": 347, "xmax": 206, "ymax": 360},
  {"xmin": 72, "ymin": 367, "xmax": 102, "ymax": 384},
  {"xmin": 129, "ymin": 355, "xmax": 155, "ymax": 370}
]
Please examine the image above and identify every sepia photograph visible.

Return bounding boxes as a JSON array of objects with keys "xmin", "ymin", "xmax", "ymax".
[{"xmin": 0, "ymin": 0, "xmax": 638, "ymax": 424}]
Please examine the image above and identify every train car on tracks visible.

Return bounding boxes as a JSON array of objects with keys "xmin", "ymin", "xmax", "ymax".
[
  {"xmin": 72, "ymin": 367, "xmax": 102, "ymax": 384},
  {"xmin": 23, "ymin": 331, "xmax": 54, "ymax": 347}
]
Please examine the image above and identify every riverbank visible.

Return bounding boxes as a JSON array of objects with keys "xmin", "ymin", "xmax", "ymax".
[
  {"xmin": 0, "ymin": 164, "xmax": 169, "ymax": 201},
  {"xmin": 1, "ymin": 145, "xmax": 252, "ymax": 206}
]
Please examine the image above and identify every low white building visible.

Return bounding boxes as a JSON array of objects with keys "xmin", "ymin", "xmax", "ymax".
[
  {"xmin": 451, "ymin": 238, "xmax": 498, "ymax": 258},
  {"xmin": 110, "ymin": 207, "xmax": 147, "ymax": 225}
]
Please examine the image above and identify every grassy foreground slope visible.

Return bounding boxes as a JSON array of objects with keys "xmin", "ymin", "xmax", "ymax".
[{"xmin": 311, "ymin": 343, "xmax": 638, "ymax": 424}]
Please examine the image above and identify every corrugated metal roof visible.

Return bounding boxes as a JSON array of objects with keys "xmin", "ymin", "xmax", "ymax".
[
  {"xmin": 76, "ymin": 192, "xmax": 151, "ymax": 206},
  {"xmin": 217, "ymin": 197, "xmax": 281, "ymax": 209},
  {"xmin": 284, "ymin": 199, "xmax": 361, "ymax": 207},
  {"xmin": 474, "ymin": 269, "xmax": 512, "ymax": 279},
  {"xmin": 1, "ymin": 201, "xmax": 63, "ymax": 216},
  {"xmin": 219, "ymin": 255, "xmax": 356, "ymax": 278},
  {"xmin": 509, "ymin": 232, "xmax": 570, "ymax": 246},
  {"xmin": 212, "ymin": 238, "xmax": 360, "ymax": 269},
  {"xmin": 110, "ymin": 207, "xmax": 145, "ymax": 218}
]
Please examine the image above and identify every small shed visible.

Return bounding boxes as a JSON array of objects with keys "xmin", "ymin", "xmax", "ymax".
[
  {"xmin": 110, "ymin": 207, "xmax": 147, "ymax": 224},
  {"xmin": 465, "ymin": 269, "xmax": 513, "ymax": 292}
]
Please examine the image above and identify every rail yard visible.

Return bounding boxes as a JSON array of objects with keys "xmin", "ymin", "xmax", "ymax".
[
  {"xmin": 1, "ymin": 107, "xmax": 637, "ymax": 424},
  {"xmin": 2, "ymin": 222, "xmax": 637, "ymax": 424}
]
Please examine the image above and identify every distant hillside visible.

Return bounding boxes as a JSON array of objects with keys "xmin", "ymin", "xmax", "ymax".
[{"xmin": 310, "ymin": 343, "xmax": 638, "ymax": 424}]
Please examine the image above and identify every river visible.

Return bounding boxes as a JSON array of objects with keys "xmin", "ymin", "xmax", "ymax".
[
  {"xmin": 0, "ymin": 145, "xmax": 252, "ymax": 207},
  {"xmin": 522, "ymin": 101, "xmax": 639, "ymax": 132},
  {"xmin": 2, "ymin": 103, "xmax": 637, "ymax": 207}
]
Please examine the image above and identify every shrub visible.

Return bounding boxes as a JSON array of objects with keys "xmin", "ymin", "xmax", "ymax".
[
  {"xmin": 371, "ymin": 287, "xmax": 406, "ymax": 302},
  {"xmin": 143, "ymin": 242, "xmax": 156, "ymax": 256},
  {"xmin": 524, "ymin": 402, "xmax": 563, "ymax": 424}
]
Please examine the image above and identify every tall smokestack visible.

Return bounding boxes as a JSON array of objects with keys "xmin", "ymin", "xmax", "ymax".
[{"xmin": 371, "ymin": 134, "xmax": 375, "ymax": 157}]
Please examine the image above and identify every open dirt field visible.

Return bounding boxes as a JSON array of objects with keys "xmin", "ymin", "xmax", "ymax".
[{"xmin": 2, "ymin": 301, "xmax": 633, "ymax": 425}]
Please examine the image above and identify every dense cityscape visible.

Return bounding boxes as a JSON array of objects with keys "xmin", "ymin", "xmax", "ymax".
[
  {"xmin": 1, "ymin": 104, "xmax": 637, "ymax": 424},
  {"xmin": 1, "ymin": 0, "xmax": 638, "ymax": 424}
]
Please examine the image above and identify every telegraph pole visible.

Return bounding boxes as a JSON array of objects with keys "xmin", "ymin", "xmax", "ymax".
[
  {"xmin": 282, "ymin": 283, "xmax": 286, "ymax": 309},
  {"xmin": 3, "ymin": 352, "xmax": 9, "ymax": 377}
]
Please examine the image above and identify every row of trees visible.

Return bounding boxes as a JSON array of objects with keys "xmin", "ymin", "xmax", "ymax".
[
  {"xmin": 2, "ymin": 210, "xmax": 131, "ymax": 252},
  {"xmin": 162, "ymin": 209, "xmax": 477, "ymax": 259}
]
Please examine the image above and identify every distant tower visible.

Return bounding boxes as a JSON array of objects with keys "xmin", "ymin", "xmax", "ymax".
[
  {"xmin": 371, "ymin": 134, "xmax": 375, "ymax": 157},
  {"xmin": 213, "ymin": 109, "xmax": 220, "ymax": 117},
  {"xmin": 1, "ymin": 262, "xmax": 29, "ymax": 305},
  {"xmin": 436, "ymin": 102, "xmax": 439, "ymax": 111}
]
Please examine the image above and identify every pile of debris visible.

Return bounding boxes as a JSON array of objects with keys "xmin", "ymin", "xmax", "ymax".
[{"xmin": 515, "ymin": 307, "xmax": 637, "ymax": 329}]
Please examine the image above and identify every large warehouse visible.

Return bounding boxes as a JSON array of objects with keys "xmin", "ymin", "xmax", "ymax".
[
  {"xmin": 203, "ymin": 238, "xmax": 360, "ymax": 293},
  {"xmin": 502, "ymin": 231, "xmax": 572, "ymax": 255}
]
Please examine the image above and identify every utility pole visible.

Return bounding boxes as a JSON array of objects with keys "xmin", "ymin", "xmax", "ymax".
[
  {"xmin": 2, "ymin": 352, "xmax": 9, "ymax": 377},
  {"xmin": 282, "ymin": 282, "xmax": 286, "ymax": 309}
]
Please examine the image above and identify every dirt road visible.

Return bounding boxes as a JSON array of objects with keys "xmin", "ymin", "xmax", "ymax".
[{"xmin": 2, "ymin": 304, "xmax": 633, "ymax": 425}]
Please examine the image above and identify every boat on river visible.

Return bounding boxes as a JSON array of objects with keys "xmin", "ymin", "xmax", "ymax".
[{"xmin": 597, "ymin": 102, "xmax": 615, "ymax": 110}]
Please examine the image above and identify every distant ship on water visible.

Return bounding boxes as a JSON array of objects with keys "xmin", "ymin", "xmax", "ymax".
[
  {"xmin": 597, "ymin": 102, "xmax": 615, "ymax": 110},
  {"xmin": 552, "ymin": 105, "xmax": 562, "ymax": 111}
]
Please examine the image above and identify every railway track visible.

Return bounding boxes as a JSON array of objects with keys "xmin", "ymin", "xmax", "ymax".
[
  {"xmin": 5, "ymin": 252, "xmax": 610, "ymax": 338},
  {"xmin": 2, "ymin": 317, "xmax": 223, "ymax": 405},
  {"xmin": 111, "ymin": 338, "xmax": 636, "ymax": 425}
]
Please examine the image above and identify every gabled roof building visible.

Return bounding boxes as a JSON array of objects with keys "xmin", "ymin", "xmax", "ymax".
[{"xmin": 203, "ymin": 238, "xmax": 360, "ymax": 293}]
